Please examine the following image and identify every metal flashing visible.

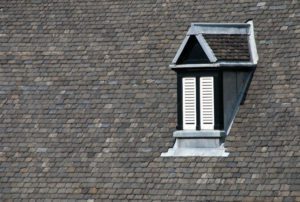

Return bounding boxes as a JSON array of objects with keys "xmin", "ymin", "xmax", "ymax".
[
  {"xmin": 161, "ymin": 147, "xmax": 229, "ymax": 157},
  {"xmin": 161, "ymin": 139, "xmax": 229, "ymax": 157},
  {"xmin": 169, "ymin": 64, "xmax": 219, "ymax": 68},
  {"xmin": 247, "ymin": 20, "xmax": 259, "ymax": 64},
  {"xmin": 189, "ymin": 23, "xmax": 250, "ymax": 35},
  {"xmin": 191, "ymin": 22, "xmax": 250, "ymax": 27},
  {"xmin": 173, "ymin": 130, "xmax": 225, "ymax": 138},
  {"xmin": 171, "ymin": 21, "xmax": 258, "ymax": 67},
  {"xmin": 196, "ymin": 34, "xmax": 217, "ymax": 62},
  {"xmin": 172, "ymin": 34, "xmax": 214, "ymax": 65},
  {"xmin": 172, "ymin": 36, "xmax": 190, "ymax": 64},
  {"xmin": 169, "ymin": 62, "xmax": 256, "ymax": 69}
]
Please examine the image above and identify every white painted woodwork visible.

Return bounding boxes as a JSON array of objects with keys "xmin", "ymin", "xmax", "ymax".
[
  {"xmin": 200, "ymin": 77, "xmax": 214, "ymax": 130},
  {"xmin": 182, "ymin": 77, "xmax": 196, "ymax": 130}
]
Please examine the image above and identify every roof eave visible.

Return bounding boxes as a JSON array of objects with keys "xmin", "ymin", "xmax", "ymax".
[{"xmin": 169, "ymin": 62, "xmax": 257, "ymax": 69}]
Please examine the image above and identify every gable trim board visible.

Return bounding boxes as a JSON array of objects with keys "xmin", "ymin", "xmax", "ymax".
[
  {"xmin": 172, "ymin": 36, "xmax": 190, "ymax": 64},
  {"xmin": 171, "ymin": 21, "xmax": 258, "ymax": 68},
  {"xmin": 188, "ymin": 23, "xmax": 250, "ymax": 35},
  {"xmin": 196, "ymin": 34, "xmax": 217, "ymax": 62},
  {"xmin": 172, "ymin": 34, "xmax": 216, "ymax": 64}
]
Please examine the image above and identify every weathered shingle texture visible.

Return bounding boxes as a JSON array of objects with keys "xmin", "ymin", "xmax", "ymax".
[
  {"xmin": 204, "ymin": 34, "xmax": 250, "ymax": 61},
  {"xmin": 0, "ymin": 0, "xmax": 299, "ymax": 201}
]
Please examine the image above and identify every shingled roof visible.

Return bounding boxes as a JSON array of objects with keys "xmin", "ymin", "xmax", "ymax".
[
  {"xmin": 203, "ymin": 34, "xmax": 250, "ymax": 61},
  {"xmin": 0, "ymin": 0, "xmax": 299, "ymax": 201}
]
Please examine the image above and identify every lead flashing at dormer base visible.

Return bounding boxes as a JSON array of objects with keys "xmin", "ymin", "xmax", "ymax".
[{"xmin": 161, "ymin": 131, "xmax": 229, "ymax": 157}]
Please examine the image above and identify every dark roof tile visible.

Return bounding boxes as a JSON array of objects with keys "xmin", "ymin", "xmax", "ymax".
[
  {"xmin": 204, "ymin": 34, "xmax": 250, "ymax": 61},
  {"xmin": 0, "ymin": 0, "xmax": 299, "ymax": 201}
]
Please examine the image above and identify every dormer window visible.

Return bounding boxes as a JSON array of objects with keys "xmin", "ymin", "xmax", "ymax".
[{"xmin": 162, "ymin": 21, "xmax": 258, "ymax": 157}]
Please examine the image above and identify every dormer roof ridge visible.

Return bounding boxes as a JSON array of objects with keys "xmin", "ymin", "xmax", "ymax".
[{"xmin": 171, "ymin": 21, "xmax": 258, "ymax": 68}]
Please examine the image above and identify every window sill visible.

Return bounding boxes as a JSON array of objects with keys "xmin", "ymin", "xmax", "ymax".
[
  {"xmin": 161, "ymin": 147, "xmax": 229, "ymax": 157},
  {"xmin": 173, "ymin": 130, "xmax": 225, "ymax": 138},
  {"xmin": 161, "ymin": 130, "xmax": 229, "ymax": 157}
]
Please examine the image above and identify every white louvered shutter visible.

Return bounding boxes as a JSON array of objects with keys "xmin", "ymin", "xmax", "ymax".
[
  {"xmin": 182, "ymin": 77, "xmax": 196, "ymax": 130},
  {"xmin": 200, "ymin": 77, "xmax": 214, "ymax": 130}
]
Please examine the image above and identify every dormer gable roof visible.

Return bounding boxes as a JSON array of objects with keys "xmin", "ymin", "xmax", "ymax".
[{"xmin": 170, "ymin": 21, "xmax": 258, "ymax": 68}]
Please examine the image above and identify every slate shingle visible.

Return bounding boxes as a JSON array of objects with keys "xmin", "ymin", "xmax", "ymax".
[
  {"xmin": 203, "ymin": 34, "xmax": 250, "ymax": 61},
  {"xmin": 0, "ymin": 0, "xmax": 299, "ymax": 201}
]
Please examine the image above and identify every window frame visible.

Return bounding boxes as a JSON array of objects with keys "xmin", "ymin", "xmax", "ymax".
[{"xmin": 176, "ymin": 69, "xmax": 224, "ymax": 131}]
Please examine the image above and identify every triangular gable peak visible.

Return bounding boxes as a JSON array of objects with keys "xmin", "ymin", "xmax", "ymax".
[
  {"xmin": 173, "ymin": 35, "xmax": 217, "ymax": 64},
  {"xmin": 170, "ymin": 21, "xmax": 258, "ymax": 68}
]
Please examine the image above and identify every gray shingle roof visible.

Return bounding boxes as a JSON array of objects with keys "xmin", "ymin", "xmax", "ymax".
[
  {"xmin": 0, "ymin": 0, "xmax": 299, "ymax": 201},
  {"xmin": 203, "ymin": 34, "xmax": 250, "ymax": 61}
]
